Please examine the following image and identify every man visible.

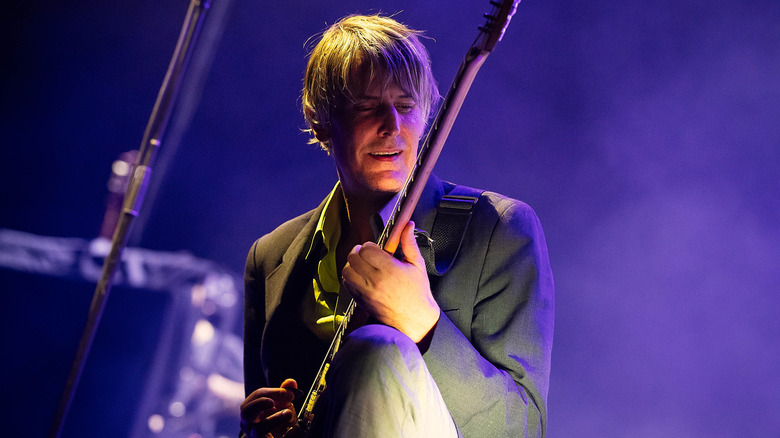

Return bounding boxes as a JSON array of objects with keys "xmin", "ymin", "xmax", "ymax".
[{"xmin": 240, "ymin": 14, "xmax": 554, "ymax": 438}]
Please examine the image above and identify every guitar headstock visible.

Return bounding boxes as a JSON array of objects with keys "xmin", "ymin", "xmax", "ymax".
[{"xmin": 476, "ymin": 0, "xmax": 521, "ymax": 53}]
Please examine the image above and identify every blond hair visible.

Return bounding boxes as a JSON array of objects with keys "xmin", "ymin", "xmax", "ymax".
[{"xmin": 302, "ymin": 14, "xmax": 440, "ymax": 151}]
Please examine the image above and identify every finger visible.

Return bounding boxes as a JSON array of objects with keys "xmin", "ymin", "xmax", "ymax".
[
  {"xmin": 280, "ymin": 378, "xmax": 298, "ymax": 390},
  {"xmin": 246, "ymin": 386, "xmax": 297, "ymax": 401},
  {"xmin": 240, "ymin": 401, "xmax": 274, "ymax": 437},
  {"xmin": 352, "ymin": 241, "xmax": 396, "ymax": 270},
  {"xmin": 264, "ymin": 408, "xmax": 294, "ymax": 426},
  {"xmin": 281, "ymin": 424, "xmax": 305, "ymax": 438},
  {"xmin": 400, "ymin": 220, "xmax": 426, "ymax": 269},
  {"xmin": 280, "ymin": 378, "xmax": 302, "ymax": 398},
  {"xmin": 244, "ymin": 387, "xmax": 296, "ymax": 411},
  {"xmin": 346, "ymin": 243, "xmax": 381, "ymax": 273},
  {"xmin": 340, "ymin": 265, "xmax": 365, "ymax": 302},
  {"xmin": 279, "ymin": 379, "xmax": 301, "ymax": 411},
  {"xmin": 245, "ymin": 408, "xmax": 295, "ymax": 437},
  {"xmin": 343, "ymin": 247, "xmax": 377, "ymax": 290},
  {"xmin": 241, "ymin": 396, "xmax": 276, "ymax": 419}
]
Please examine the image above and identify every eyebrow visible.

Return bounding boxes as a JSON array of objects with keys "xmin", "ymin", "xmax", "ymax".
[{"xmin": 354, "ymin": 93, "xmax": 415, "ymax": 101}]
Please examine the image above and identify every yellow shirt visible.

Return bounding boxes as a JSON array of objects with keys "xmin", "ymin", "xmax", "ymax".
[
  {"xmin": 302, "ymin": 183, "xmax": 348, "ymax": 341},
  {"xmin": 301, "ymin": 182, "xmax": 400, "ymax": 341}
]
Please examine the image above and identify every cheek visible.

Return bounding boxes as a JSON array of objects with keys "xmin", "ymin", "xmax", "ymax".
[
  {"xmin": 401, "ymin": 112, "xmax": 425, "ymax": 135},
  {"xmin": 329, "ymin": 141, "xmax": 355, "ymax": 175},
  {"xmin": 334, "ymin": 148, "xmax": 359, "ymax": 177},
  {"xmin": 402, "ymin": 123, "xmax": 425, "ymax": 150}
]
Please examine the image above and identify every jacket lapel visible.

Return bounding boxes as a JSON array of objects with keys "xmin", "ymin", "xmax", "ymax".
[
  {"xmin": 264, "ymin": 198, "xmax": 327, "ymax": 321},
  {"xmin": 264, "ymin": 175, "xmax": 446, "ymax": 320},
  {"xmin": 411, "ymin": 174, "xmax": 446, "ymax": 233}
]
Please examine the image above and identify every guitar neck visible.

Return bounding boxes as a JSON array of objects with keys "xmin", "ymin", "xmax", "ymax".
[
  {"xmin": 380, "ymin": 1, "xmax": 520, "ymax": 252},
  {"xmin": 379, "ymin": 46, "xmax": 491, "ymax": 254}
]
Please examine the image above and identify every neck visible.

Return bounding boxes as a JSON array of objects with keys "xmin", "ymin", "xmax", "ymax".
[
  {"xmin": 340, "ymin": 189, "xmax": 389, "ymax": 243},
  {"xmin": 335, "ymin": 186, "xmax": 394, "ymax": 272}
]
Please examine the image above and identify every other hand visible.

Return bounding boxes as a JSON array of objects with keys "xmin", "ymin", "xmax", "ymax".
[
  {"xmin": 341, "ymin": 220, "xmax": 440, "ymax": 342},
  {"xmin": 240, "ymin": 378, "xmax": 302, "ymax": 438}
]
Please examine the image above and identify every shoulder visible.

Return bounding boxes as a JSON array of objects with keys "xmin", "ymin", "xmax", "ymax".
[
  {"xmin": 246, "ymin": 208, "xmax": 317, "ymax": 274},
  {"xmin": 477, "ymin": 190, "xmax": 546, "ymax": 253},
  {"xmin": 480, "ymin": 190, "xmax": 541, "ymax": 229},
  {"xmin": 444, "ymin": 181, "xmax": 543, "ymax": 238},
  {"xmin": 439, "ymin": 183, "xmax": 549, "ymax": 272}
]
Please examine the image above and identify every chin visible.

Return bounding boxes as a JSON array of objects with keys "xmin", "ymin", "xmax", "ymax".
[
  {"xmin": 364, "ymin": 171, "xmax": 407, "ymax": 193},
  {"xmin": 362, "ymin": 184, "xmax": 399, "ymax": 198},
  {"xmin": 377, "ymin": 177, "xmax": 408, "ymax": 194}
]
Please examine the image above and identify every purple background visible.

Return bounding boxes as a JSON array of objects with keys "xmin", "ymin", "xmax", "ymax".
[{"xmin": 2, "ymin": 0, "xmax": 779, "ymax": 436}]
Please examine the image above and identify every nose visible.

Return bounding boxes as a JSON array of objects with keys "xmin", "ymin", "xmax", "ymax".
[{"xmin": 378, "ymin": 104, "xmax": 401, "ymax": 137}]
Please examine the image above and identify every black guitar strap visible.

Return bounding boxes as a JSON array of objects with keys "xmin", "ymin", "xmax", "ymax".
[{"xmin": 417, "ymin": 185, "xmax": 483, "ymax": 276}]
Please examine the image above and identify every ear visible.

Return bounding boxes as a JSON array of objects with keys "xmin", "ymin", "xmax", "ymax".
[
  {"xmin": 313, "ymin": 123, "xmax": 330, "ymax": 142},
  {"xmin": 306, "ymin": 109, "xmax": 330, "ymax": 142}
]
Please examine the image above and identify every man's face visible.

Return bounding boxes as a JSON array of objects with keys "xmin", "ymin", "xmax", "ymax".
[{"xmin": 327, "ymin": 69, "xmax": 425, "ymax": 202}]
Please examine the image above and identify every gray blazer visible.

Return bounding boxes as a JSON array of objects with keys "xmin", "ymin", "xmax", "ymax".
[{"xmin": 244, "ymin": 175, "xmax": 555, "ymax": 437}]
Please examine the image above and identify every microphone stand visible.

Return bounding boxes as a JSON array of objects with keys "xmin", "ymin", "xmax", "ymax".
[{"xmin": 49, "ymin": 1, "xmax": 213, "ymax": 436}]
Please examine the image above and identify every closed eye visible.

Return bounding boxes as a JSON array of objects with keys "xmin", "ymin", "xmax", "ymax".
[{"xmin": 395, "ymin": 103, "xmax": 416, "ymax": 114}]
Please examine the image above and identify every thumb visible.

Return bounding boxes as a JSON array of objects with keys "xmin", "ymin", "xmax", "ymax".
[
  {"xmin": 400, "ymin": 221, "xmax": 426, "ymax": 270},
  {"xmin": 280, "ymin": 379, "xmax": 298, "ymax": 390},
  {"xmin": 280, "ymin": 378, "xmax": 302, "ymax": 404}
]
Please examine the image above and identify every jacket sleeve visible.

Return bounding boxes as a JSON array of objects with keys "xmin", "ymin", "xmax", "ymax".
[
  {"xmin": 422, "ymin": 198, "xmax": 555, "ymax": 438},
  {"xmin": 243, "ymin": 237, "xmax": 268, "ymax": 395}
]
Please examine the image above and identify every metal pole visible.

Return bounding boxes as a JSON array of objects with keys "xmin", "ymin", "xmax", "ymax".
[{"xmin": 48, "ymin": 1, "xmax": 212, "ymax": 436}]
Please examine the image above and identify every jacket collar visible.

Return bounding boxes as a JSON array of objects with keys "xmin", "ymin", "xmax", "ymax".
[
  {"xmin": 411, "ymin": 173, "xmax": 446, "ymax": 234},
  {"xmin": 263, "ymin": 174, "xmax": 446, "ymax": 319},
  {"xmin": 264, "ymin": 196, "xmax": 327, "ymax": 320}
]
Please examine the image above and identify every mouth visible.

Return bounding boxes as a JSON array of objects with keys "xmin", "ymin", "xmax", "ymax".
[{"xmin": 368, "ymin": 150, "xmax": 402, "ymax": 159}]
